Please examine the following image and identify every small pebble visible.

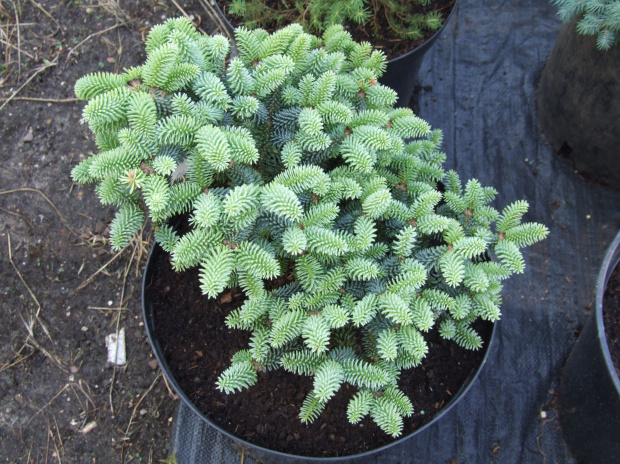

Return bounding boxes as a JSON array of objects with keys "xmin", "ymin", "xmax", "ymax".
[{"xmin": 22, "ymin": 128, "xmax": 33, "ymax": 143}]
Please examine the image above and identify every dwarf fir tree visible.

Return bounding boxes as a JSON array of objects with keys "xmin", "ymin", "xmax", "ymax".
[{"xmin": 73, "ymin": 18, "xmax": 548, "ymax": 437}]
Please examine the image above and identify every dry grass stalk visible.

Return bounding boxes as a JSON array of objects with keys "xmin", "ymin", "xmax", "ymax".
[
  {"xmin": 0, "ymin": 188, "xmax": 76, "ymax": 237},
  {"xmin": 123, "ymin": 372, "xmax": 162, "ymax": 439},
  {"xmin": 97, "ymin": 0, "xmax": 131, "ymax": 24}
]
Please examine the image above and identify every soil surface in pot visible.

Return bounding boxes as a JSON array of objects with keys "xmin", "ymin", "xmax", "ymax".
[
  {"xmin": 215, "ymin": 0, "xmax": 456, "ymax": 60},
  {"xmin": 604, "ymin": 262, "xmax": 620, "ymax": 377},
  {"xmin": 149, "ymin": 248, "xmax": 492, "ymax": 457}
]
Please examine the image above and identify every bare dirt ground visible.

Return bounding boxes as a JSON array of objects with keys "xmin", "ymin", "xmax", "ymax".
[{"xmin": 0, "ymin": 1, "xmax": 224, "ymax": 462}]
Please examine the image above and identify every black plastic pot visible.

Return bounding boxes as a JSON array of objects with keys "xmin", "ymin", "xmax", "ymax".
[
  {"xmin": 559, "ymin": 230, "xmax": 620, "ymax": 463},
  {"xmin": 142, "ymin": 242, "xmax": 497, "ymax": 463},
  {"xmin": 209, "ymin": 1, "xmax": 459, "ymax": 108},
  {"xmin": 537, "ymin": 19, "xmax": 620, "ymax": 188},
  {"xmin": 379, "ymin": 1, "xmax": 459, "ymax": 107}
]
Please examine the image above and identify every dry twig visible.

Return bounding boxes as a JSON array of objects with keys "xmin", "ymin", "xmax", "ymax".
[
  {"xmin": 76, "ymin": 244, "xmax": 129, "ymax": 291},
  {"xmin": 28, "ymin": 0, "xmax": 60, "ymax": 29},
  {"xmin": 0, "ymin": 345, "xmax": 35, "ymax": 372},
  {"xmin": 197, "ymin": 0, "xmax": 234, "ymax": 42},
  {"xmin": 0, "ymin": 187, "xmax": 77, "ymax": 237},
  {"xmin": 13, "ymin": 1, "xmax": 21, "ymax": 81},
  {"xmin": 108, "ymin": 228, "xmax": 147, "ymax": 415},
  {"xmin": 0, "ymin": 22, "xmax": 40, "ymax": 27},
  {"xmin": 0, "ymin": 55, "xmax": 58, "ymax": 111},
  {"xmin": 0, "ymin": 37, "xmax": 34, "ymax": 59},
  {"xmin": 8, "ymin": 233, "xmax": 57, "ymax": 348},
  {"xmin": 114, "ymin": 26, "xmax": 123, "ymax": 74},
  {"xmin": 123, "ymin": 372, "xmax": 162, "ymax": 439},
  {"xmin": 0, "ymin": 204, "xmax": 35, "ymax": 232},
  {"xmin": 98, "ymin": 0, "xmax": 132, "ymax": 24},
  {"xmin": 20, "ymin": 314, "xmax": 67, "ymax": 372},
  {"xmin": 49, "ymin": 411, "xmax": 66, "ymax": 463},
  {"xmin": 88, "ymin": 305, "xmax": 128, "ymax": 312},
  {"xmin": 8, "ymin": 234, "xmax": 42, "ymax": 314},
  {"xmin": 66, "ymin": 24, "xmax": 122, "ymax": 61},
  {"xmin": 75, "ymin": 379, "xmax": 97, "ymax": 412},
  {"xmin": 10, "ymin": 231, "xmax": 64, "ymax": 370},
  {"xmin": 25, "ymin": 384, "xmax": 70, "ymax": 427},
  {"xmin": 0, "ymin": 96, "xmax": 79, "ymax": 102},
  {"xmin": 161, "ymin": 367, "xmax": 178, "ymax": 399},
  {"xmin": 170, "ymin": 0, "xmax": 191, "ymax": 21}
]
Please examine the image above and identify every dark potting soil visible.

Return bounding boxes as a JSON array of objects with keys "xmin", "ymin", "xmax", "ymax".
[
  {"xmin": 603, "ymin": 262, "xmax": 620, "ymax": 377},
  {"xmin": 214, "ymin": 0, "xmax": 456, "ymax": 61},
  {"xmin": 148, "ymin": 247, "xmax": 492, "ymax": 457}
]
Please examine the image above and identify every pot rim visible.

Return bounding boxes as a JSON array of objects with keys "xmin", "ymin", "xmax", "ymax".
[
  {"xmin": 142, "ymin": 243, "xmax": 497, "ymax": 462},
  {"xmin": 595, "ymin": 229, "xmax": 620, "ymax": 394},
  {"xmin": 209, "ymin": 0, "xmax": 459, "ymax": 64}
]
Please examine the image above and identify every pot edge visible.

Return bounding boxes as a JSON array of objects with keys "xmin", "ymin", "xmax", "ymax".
[
  {"xmin": 595, "ymin": 229, "xmax": 620, "ymax": 393},
  {"xmin": 209, "ymin": 0, "xmax": 460, "ymax": 65}
]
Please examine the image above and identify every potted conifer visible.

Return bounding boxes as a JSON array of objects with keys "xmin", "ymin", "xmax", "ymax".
[
  {"xmin": 72, "ymin": 18, "xmax": 548, "ymax": 459},
  {"xmin": 537, "ymin": 0, "xmax": 620, "ymax": 187},
  {"xmin": 210, "ymin": 0, "xmax": 459, "ymax": 106}
]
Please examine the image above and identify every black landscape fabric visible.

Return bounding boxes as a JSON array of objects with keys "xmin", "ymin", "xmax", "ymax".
[{"xmin": 168, "ymin": 0, "xmax": 620, "ymax": 462}]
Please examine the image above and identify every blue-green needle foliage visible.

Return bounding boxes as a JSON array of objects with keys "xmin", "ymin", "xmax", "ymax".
[
  {"xmin": 552, "ymin": 0, "xmax": 620, "ymax": 50},
  {"xmin": 73, "ymin": 18, "xmax": 548, "ymax": 437}
]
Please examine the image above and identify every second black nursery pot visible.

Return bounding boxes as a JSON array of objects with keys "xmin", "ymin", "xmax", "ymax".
[
  {"xmin": 379, "ymin": 1, "xmax": 459, "ymax": 107},
  {"xmin": 537, "ymin": 19, "xmax": 620, "ymax": 188},
  {"xmin": 559, "ymin": 230, "xmax": 620, "ymax": 464},
  {"xmin": 210, "ymin": 0, "xmax": 459, "ymax": 108},
  {"xmin": 142, "ymin": 242, "xmax": 497, "ymax": 463}
]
